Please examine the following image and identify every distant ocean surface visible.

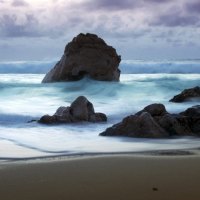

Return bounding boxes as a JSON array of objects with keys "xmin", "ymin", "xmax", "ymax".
[
  {"xmin": 1, "ymin": 59, "xmax": 200, "ymax": 74},
  {"xmin": 0, "ymin": 59, "xmax": 200, "ymax": 160}
]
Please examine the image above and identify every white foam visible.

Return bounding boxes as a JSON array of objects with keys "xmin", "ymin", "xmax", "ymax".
[{"xmin": 0, "ymin": 73, "xmax": 199, "ymax": 159}]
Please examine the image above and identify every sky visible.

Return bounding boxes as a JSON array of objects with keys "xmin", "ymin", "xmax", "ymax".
[{"xmin": 0, "ymin": 0, "xmax": 200, "ymax": 61}]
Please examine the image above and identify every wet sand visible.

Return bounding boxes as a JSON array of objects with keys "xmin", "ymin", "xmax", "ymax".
[{"xmin": 0, "ymin": 153, "xmax": 200, "ymax": 200}]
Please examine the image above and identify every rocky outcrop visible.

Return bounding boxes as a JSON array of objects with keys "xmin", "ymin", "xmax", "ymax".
[
  {"xmin": 100, "ymin": 104, "xmax": 200, "ymax": 138},
  {"xmin": 170, "ymin": 86, "xmax": 200, "ymax": 102},
  {"xmin": 100, "ymin": 112, "xmax": 168, "ymax": 138},
  {"xmin": 180, "ymin": 105, "xmax": 200, "ymax": 133},
  {"xmin": 39, "ymin": 96, "xmax": 107, "ymax": 124},
  {"xmin": 42, "ymin": 33, "xmax": 121, "ymax": 83},
  {"xmin": 180, "ymin": 105, "xmax": 200, "ymax": 117},
  {"xmin": 136, "ymin": 103, "xmax": 168, "ymax": 116}
]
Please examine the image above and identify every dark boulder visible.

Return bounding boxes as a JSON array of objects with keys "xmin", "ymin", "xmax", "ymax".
[
  {"xmin": 100, "ymin": 112, "xmax": 168, "ymax": 138},
  {"xmin": 180, "ymin": 105, "xmax": 200, "ymax": 134},
  {"xmin": 180, "ymin": 105, "xmax": 200, "ymax": 117},
  {"xmin": 42, "ymin": 33, "xmax": 121, "ymax": 83},
  {"xmin": 156, "ymin": 114, "xmax": 193, "ymax": 136},
  {"xmin": 39, "ymin": 115, "xmax": 57, "ymax": 124},
  {"xmin": 70, "ymin": 96, "xmax": 94, "ymax": 121},
  {"xmin": 170, "ymin": 86, "xmax": 200, "ymax": 103},
  {"xmin": 136, "ymin": 103, "xmax": 168, "ymax": 116},
  {"xmin": 39, "ymin": 96, "xmax": 107, "ymax": 124},
  {"xmin": 100, "ymin": 104, "xmax": 200, "ymax": 138}
]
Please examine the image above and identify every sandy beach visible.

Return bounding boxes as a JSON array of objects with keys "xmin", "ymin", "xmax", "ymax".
[{"xmin": 0, "ymin": 152, "xmax": 200, "ymax": 200}]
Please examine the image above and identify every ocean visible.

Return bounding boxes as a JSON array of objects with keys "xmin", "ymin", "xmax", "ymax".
[{"xmin": 0, "ymin": 60, "xmax": 200, "ymax": 160}]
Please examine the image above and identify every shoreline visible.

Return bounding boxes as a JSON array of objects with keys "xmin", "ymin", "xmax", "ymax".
[{"xmin": 1, "ymin": 147, "xmax": 200, "ymax": 165}]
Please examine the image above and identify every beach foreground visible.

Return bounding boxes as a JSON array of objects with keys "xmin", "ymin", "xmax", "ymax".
[{"xmin": 0, "ymin": 153, "xmax": 200, "ymax": 200}]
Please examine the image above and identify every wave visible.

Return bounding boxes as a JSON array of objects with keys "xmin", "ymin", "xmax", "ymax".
[
  {"xmin": 0, "ymin": 113, "xmax": 36, "ymax": 126},
  {"xmin": 0, "ymin": 59, "xmax": 200, "ymax": 74},
  {"xmin": 0, "ymin": 73, "xmax": 200, "ymax": 159},
  {"xmin": 0, "ymin": 60, "xmax": 56, "ymax": 74},
  {"xmin": 120, "ymin": 60, "xmax": 200, "ymax": 74}
]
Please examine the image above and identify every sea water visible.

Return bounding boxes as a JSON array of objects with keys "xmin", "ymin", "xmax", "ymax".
[{"xmin": 0, "ymin": 60, "xmax": 200, "ymax": 160}]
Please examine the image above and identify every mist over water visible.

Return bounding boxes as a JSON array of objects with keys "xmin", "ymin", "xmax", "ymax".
[{"xmin": 0, "ymin": 60, "xmax": 200, "ymax": 159}]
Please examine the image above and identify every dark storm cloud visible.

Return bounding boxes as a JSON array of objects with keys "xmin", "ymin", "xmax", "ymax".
[
  {"xmin": 81, "ymin": 0, "xmax": 172, "ymax": 11},
  {"xmin": 81, "ymin": 0, "xmax": 140, "ymax": 11},
  {"xmin": 11, "ymin": 0, "xmax": 29, "ymax": 7},
  {"xmin": 0, "ymin": 14, "xmax": 40, "ymax": 37},
  {"xmin": 152, "ymin": 13, "xmax": 200, "ymax": 27},
  {"xmin": 0, "ymin": 12, "xmax": 84, "ymax": 38},
  {"xmin": 148, "ymin": 0, "xmax": 200, "ymax": 28},
  {"xmin": 84, "ymin": 0, "xmax": 174, "ymax": 13},
  {"xmin": 185, "ymin": 1, "xmax": 200, "ymax": 13},
  {"xmin": 1, "ymin": 0, "xmax": 199, "ymax": 40},
  {"xmin": 145, "ymin": 0, "xmax": 172, "ymax": 3}
]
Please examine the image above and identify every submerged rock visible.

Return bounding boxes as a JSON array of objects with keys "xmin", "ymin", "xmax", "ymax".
[
  {"xmin": 100, "ymin": 104, "xmax": 200, "ymax": 138},
  {"xmin": 42, "ymin": 33, "xmax": 121, "ymax": 83},
  {"xmin": 170, "ymin": 86, "xmax": 200, "ymax": 102},
  {"xmin": 39, "ymin": 96, "xmax": 107, "ymax": 124}
]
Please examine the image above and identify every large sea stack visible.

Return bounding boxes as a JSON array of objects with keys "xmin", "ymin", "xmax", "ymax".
[{"xmin": 42, "ymin": 33, "xmax": 121, "ymax": 83}]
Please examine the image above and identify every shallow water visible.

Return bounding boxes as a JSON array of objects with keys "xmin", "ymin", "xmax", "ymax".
[{"xmin": 0, "ymin": 61, "xmax": 200, "ymax": 159}]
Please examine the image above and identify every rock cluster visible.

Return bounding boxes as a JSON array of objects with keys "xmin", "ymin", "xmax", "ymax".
[
  {"xmin": 39, "ymin": 96, "xmax": 107, "ymax": 124},
  {"xmin": 170, "ymin": 86, "xmax": 200, "ymax": 102},
  {"xmin": 42, "ymin": 33, "xmax": 121, "ymax": 83},
  {"xmin": 39, "ymin": 33, "xmax": 200, "ymax": 139},
  {"xmin": 100, "ymin": 104, "xmax": 200, "ymax": 138}
]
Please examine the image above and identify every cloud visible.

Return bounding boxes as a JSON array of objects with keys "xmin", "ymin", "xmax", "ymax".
[
  {"xmin": 80, "ymin": 0, "xmax": 173, "ymax": 12},
  {"xmin": 81, "ymin": 0, "xmax": 139, "ymax": 11},
  {"xmin": 0, "ymin": 0, "xmax": 199, "ymax": 40},
  {"xmin": 0, "ymin": 0, "xmax": 200, "ymax": 61},
  {"xmin": 0, "ymin": 14, "xmax": 40, "ymax": 37},
  {"xmin": 185, "ymin": 0, "xmax": 200, "ymax": 13},
  {"xmin": 152, "ymin": 12, "xmax": 200, "ymax": 27},
  {"xmin": 11, "ymin": 0, "xmax": 29, "ymax": 7},
  {"xmin": 149, "ymin": 1, "xmax": 200, "ymax": 27},
  {"xmin": 146, "ymin": 0, "xmax": 172, "ymax": 3}
]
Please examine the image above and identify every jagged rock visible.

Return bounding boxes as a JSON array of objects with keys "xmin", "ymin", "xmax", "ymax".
[
  {"xmin": 70, "ymin": 96, "xmax": 94, "ymax": 121},
  {"xmin": 39, "ymin": 115, "xmax": 57, "ymax": 124},
  {"xmin": 180, "ymin": 105, "xmax": 200, "ymax": 117},
  {"xmin": 89, "ymin": 113, "xmax": 108, "ymax": 122},
  {"xmin": 100, "ymin": 104, "xmax": 200, "ymax": 138},
  {"xmin": 180, "ymin": 105, "xmax": 200, "ymax": 134},
  {"xmin": 136, "ymin": 103, "xmax": 168, "ymax": 116},
  {"xmin": 38, "ymin": 96, "xmax": 107, "ymax": 124},
  {"xmin": 156, "ymin": 114, "xmax": 192, "ymax": 136},
  {"xmin": 54, "ymin": 107, "xmax": 74, "ymax": 123},
  {"xmin": 100, "ymin": 112, "xmax": 168, "ymax": 138},
  {"xmin": 170, "ymin": 86, "xmax": 200, "ymax": 102},
  {"xmin": 42, "ymin": 33, "xmax": 121, "ymax": 83}
]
